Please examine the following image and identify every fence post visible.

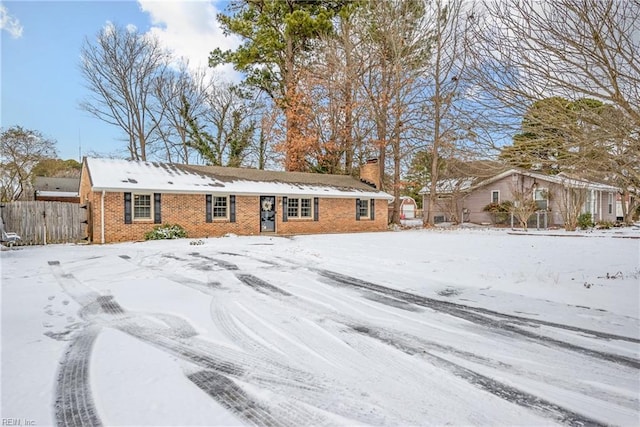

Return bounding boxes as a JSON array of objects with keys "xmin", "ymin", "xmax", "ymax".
[{"xmin": 43, "ymin": 209, "xmax": 47, "ymax": 245}]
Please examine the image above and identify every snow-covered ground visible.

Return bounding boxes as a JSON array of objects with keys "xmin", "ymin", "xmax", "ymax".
[{"xmin": 1, "ymin": 228, "xmax": 639, "ymax": 426}]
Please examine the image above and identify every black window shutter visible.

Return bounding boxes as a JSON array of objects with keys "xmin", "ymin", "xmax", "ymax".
[
  {"xmin": 124, "ymin": 192, "xmax": 132, "ymax": 224},
  {"xmin": 313, "ymin": 197, "xmax": 319, "ymax": 221},
  {"xmin": 205, "ymin": 195, "xmax": 212, "ymax": 223},
  {"xmin": 370, "ymin": 199, "xmax": 375, "ymax": 220},
  {"xmin": 230, "ymin": 195, "xmax": 236, "ymax": 223},
  {"xmin": 356, "ymin": 198, "xmax": 361, "ymax": 221},
  {"xmin": 154, "ymin": 193, "xmax": 162, "ymax": 224},
  {"xmin": 282, "ymin": 197, "xmax": 288, "ymax": 222}
]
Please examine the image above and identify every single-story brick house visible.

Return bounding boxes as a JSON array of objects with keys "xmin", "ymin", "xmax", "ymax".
[
  {"xmin": 79, "ymin": 158, "xmax": 393, "ymax": 243},
  {"xmin": 419, "ymin": 169, "xmax": 619, "ymax": 226},
  {"xmin": 34, "ymin": 177, "xmax": 80, "ymax": 203}
]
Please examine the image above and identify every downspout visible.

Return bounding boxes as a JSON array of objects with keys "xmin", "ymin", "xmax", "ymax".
[{"xmin": 101, "ymin": 190, "xmax": 105, "ymax": 244}]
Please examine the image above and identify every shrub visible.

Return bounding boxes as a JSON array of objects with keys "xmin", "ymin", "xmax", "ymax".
[
  {"xmin": 144, "ymin": 224, "xmax": 187, "ymax": 240},
  {"xmin": 483, "ymin": 201, "xmax": 514, "ymax": 224},
  {"xmin": 595, "ymin": 220, "xmax": 614, "ymax": 229},
  {"xmin": 577, "ymin": 213, "xmax": 593, "ymax": 230}
]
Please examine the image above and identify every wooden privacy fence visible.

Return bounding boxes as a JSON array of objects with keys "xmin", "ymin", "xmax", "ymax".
[{"xmin": 0, "ymin": 201, "xmax": 86, "ymax": 245}]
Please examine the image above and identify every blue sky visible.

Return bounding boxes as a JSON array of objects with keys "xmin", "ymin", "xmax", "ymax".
[{"xmin": 1, "ymin": 1, "xmax": 237, "ymax": 161}]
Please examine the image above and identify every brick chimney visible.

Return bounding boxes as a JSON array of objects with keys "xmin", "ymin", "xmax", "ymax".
[{"xmin": 360, "ymin": 158, "xmax": 381, "ymax": 189}]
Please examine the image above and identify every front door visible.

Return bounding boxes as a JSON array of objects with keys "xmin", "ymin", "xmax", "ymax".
[{"xmin": 260, "ymin": 196, "xmax": 276, "ymax": 232}]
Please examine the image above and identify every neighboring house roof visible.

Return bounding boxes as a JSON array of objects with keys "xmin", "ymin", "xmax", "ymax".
[
  {"xmin": 443, "ymin": 159, "xmax": 508, "ymax": 179},
  {"xmin": 419, "ymin": 169, "xmax": 620, "ymax": 195},
  {"xmin": 84, "ymin": 158, "xmax": 394, "ymax": 200},
  {"xmin": 419, "ymin": 178, "xmax": 476, "ymax": 194},
  {"xmin": 34, "ymin": 176, "xmax": 80, "ymax": 198},
  {"xmin": 472, "ymin": 169, "xmax": 620, "ymax": 193}
]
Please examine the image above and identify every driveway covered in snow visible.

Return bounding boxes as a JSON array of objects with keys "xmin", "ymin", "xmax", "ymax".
[{"xmin": 2, "ymin": 229, "xmax": 639, "ymax": 426}]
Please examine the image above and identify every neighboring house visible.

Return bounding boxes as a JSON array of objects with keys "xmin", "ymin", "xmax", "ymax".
[
  {"xmin": 34, "ymin": 177, "xmax": 80, "ymax": 203},
  {"xmin": 419, "ymin": 169, "xmax": 619, "ymax": 226},
  {"xmin": 399, "ymin": 196, "xmax": 418, "ymax": 219},
  {"xmin": 79, "ymin": 158, "xmax": 393, "ymax": 243}
]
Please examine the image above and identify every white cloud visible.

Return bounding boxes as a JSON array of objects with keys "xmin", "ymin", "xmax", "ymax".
[
  {"xmin": 137, "ymin": 0, "xmax": 241, "ymax": 82},
  {"xmin": 0, "ymin": 5, "xmax": 24, "ymax": 39}
]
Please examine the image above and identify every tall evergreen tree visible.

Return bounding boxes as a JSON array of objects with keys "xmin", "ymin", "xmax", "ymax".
[{"xmin": 210, "ymin": 0, "xmax": 348, "ymax": 171}]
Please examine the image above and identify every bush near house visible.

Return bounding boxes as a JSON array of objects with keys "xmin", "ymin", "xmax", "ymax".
[
  {"xmin": 577, "ymin": 213, "xmax": 594, "ymax": 230},
  {"xmin": 144, "ymin": 224, "xmax": 188, "ymax": 240},
  {"xmin": 483, "ymin": 201, "xmax": 514, "ymax": 225},
  {"xmin": 595, "ymin": 220, "xmax": 614, "ymax": 229}
]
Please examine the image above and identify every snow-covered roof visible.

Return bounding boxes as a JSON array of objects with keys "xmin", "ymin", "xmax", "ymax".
[
  {"xmin": 473, "ymin": 169, "xmax": 620, "ymax": 192},
  {"xmin": 418, "ymin": 178, "xmax": 476, "ymax": 194},
  {"xmin": 84, "ymin": 158, "xmax": 393, "ymax": 200}
]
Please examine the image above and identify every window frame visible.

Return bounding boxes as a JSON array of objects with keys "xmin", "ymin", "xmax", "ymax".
[
  {"xmin": 212, "ymin": 195, "xmax": 229, "ymax": 220},
  {"xmin": 491, "ymin": 190, "xmax": 500, "ymax": 204},
  {"xmin": 608, "ymin": 193, "xmax": 613, "ymax": 215},
  {"xmin": 359, "ymin": 199, "xmax": 371, "ymax": 219},
  {"xmin": 133, "ymin": 193, "xmax": 153, "ymax": 221},
  {"xmin": 287, "ymin": 197, "xmax": 314, "ymax": 220},
  {"xmin": 533, "ymin": 187, "xmax": 549, "ymax": 211}
]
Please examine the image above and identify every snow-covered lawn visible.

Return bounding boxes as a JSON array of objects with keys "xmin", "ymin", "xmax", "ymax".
[{"xmin": 1, "ymin": 228, "xmax": 639, "ymax": 426}]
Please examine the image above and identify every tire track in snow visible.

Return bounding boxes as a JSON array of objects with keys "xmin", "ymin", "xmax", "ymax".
[
  {"xmin": 208, "ymin": 288, "xmax": 444, "ymax": 425},
  {"xmin": 54, "ymin": 325, "xmax": 103, "ymax": 427},
  {"xmin": 49, "ymin": 259, "xmax": 311, "ymax": 426},
  {"xmin": 242, "ymin": 254, "xmax": 639, "ymax": 343},
  {"xmin": 271, "ymin": 276, "xmax": 636, "ymax": 412},
  {"xmin": 189, "ymin": 252, "xmax": 239, "ymax": 270},
  {"xmin": 187, "ymin": 252, "xmax": 292, "ymax": 296},
  {"xmin": 57, "ymin": 252, "xmax": 632, "ymax": 424},
  {"xmin": 236, "ymin": 274, "xmax": 292, "ymax": 297},
  {"xmin": 188, "ymin": 370, "xmax": 281, "ymax": 426},
  {"xmin": 317, "ymin": 269, "xmax": 640, "ymax": 369},
  {"xmin": 350, "ymin": 325, "xmax": 608, "ymax": 427},
  {"xmin": 317, "ymin": 269, "xmax": 639, "ymax": 343},
  {"xmin": 187, "ymin": 370, "xmax": 333, "ymax": 427}
]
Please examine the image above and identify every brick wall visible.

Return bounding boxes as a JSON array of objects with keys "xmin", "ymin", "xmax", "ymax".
[
  {"xmin": 277, "ymin": 197, "xmax": 386, "ymax": 235},
  {"xmin": 83, "ymin": 189, "xmax": 388, "ymax": 243}
]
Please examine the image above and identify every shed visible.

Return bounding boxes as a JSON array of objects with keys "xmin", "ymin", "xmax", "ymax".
[{"xmin": 399, "ymin": 196, "xmax": 418, "ymax": 219}]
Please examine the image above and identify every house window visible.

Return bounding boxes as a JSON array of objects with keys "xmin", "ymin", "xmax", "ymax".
[
  {"xmin": 287, "ymin": 197, "xmax": 313, "ymax": 219},
  {"xmin": 213, "ymin": 196, "xmax": 228, "ymax": 219},
  {"xmin": 359, "ymin": 199, "xmax": 370, "ymax": 219},
  {"xmin": 491, "ymin": 190, "xmax": 500, "ymax": 204},
  {"xmin": 608, "ymin": 193, "xmax": 613, "ymax": 214},
  {"xmin": 133, "ymin": 194, "xmax": 152, "ymax": 220},
  {"xmin": 534, "ymin": 188, "xmax": 548, "ymax": 210}
]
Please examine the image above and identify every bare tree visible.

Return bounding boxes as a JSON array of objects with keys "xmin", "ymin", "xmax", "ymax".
[
  {"xmin": 151, "ymin": 63, "xmax": 212, "ymax": 164},
  {"xmin": 252, "ymin": 103, "xmax": 281, "ymax": 170},
  {"xmin": 509, "ymin": 180, "xmax": 538, "ymax": 231},
  {"xmin": 421, "ymin": 0, "xmax": 479, "ymax": 226},
  {"xmin": 0, "ymin": 126, "xmax": 57, "ymax": 201},
  {"xmin": 304, "ymin": 6, "xmax": 369, "ymax": 175},
  {"xmin": 80, "ymin": 23, "xmax": 171, "ymax": 160},
  {"xmin": 182, "ymin": 82, "xmax": 257, "ymax": 167},
  {"xmin": 558, "ymin": 184, "xmax": 589, "ymax": 231},
  {"xmin": 469, "ymin": 0, "xmax": 640, "ymax": 204},
  {"xmin": 358, "ymin": 0, "xmax": 434, "ymax": 224}
]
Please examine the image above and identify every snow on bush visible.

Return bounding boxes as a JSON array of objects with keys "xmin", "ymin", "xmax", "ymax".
[{"xmin": 144, "ymin": 224, "xmax": 187, "ymax": 240}]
